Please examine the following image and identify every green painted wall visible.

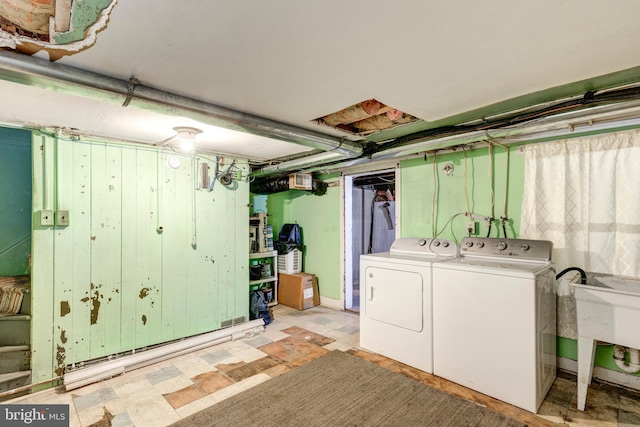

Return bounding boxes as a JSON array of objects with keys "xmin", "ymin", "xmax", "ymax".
[
  {"xmin": 401, "ymin": 146, "xmax": 524, "ymax": 240},
  {"xmin": 30, "ymin": 132, "xmax": 249, "ymax": 381},
  {"xmin": 0, "ymin": 128, "xmax": 32, "ymax": 276},
  {"xmin": 266, "ymin": 186, "xmax": 341, "ymax": 300}
]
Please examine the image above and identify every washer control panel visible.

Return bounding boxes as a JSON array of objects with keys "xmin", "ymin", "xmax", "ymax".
[{"xmin": 459, "ymin": 237, "xmax": 552, "ymax": 261}]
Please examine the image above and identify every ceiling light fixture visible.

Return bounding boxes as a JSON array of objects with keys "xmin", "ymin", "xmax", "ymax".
[
  {"xmin": 155, "ymin": 126, "xmax": 203, "ymax": 152},
  {"xmin": 173, "ymin": 126, "xmax": 202, "ymax": 152}
]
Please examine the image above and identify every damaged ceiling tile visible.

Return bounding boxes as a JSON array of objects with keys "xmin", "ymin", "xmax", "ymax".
[
  {"xmin": 0, "ymin": 0, "xmax": 116, "ymax": 61},
  {"xmin": 313, "ymin": 98, "xmax": 422, "ymax": 137}
]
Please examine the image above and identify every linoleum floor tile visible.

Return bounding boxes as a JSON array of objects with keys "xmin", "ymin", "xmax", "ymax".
[
  {"xmin": 163, "ymin": 385, "xmax": 207, "ymax": 409},
  {"xmin": 73, "ymin": 387, "xmax": 118, "ymax": 412},
  {"xmin": 545, "ymin": 377, "xmax": 576, "ymax": 408},
  {"xmin": 124, "ymin": 391, "xmax": 181, "ymax": 427},
  {"xmin": 192, "ymin": 370, "xmax": 234, "ymax": 394},
  {"xmin": 221, "ymin": 355, "xmax": 282, "ymax": 382}
]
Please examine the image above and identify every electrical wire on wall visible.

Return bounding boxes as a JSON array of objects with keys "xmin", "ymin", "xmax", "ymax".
[
  {"xmin": 463, "ymin": 147, "xmax": 471, "ymax": 215},
  {"xmin": 487, "ymin": 138, "xmax": 511, "ymax": 238},
  {"xmin": 208, "ymin": 156, "xmax": 220, "ymax": 192},
  {"xmin": 431, "ymin": 151, "xmax": 438, "ymax": 237},
  {"xmin": 486, "ymin": 141, "xmax": 495, "ymax": 237},
  {"xmin": 191, "ymin": 154, "xmax": 197, "ymax": 248}
]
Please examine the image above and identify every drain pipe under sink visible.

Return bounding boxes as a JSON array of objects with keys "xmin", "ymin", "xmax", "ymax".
[
  {"xmin": 613, "ymin": 345, "xmax": 640, "ymax": 374},
  {"xmin": 556, "ymin": 267, "xmax": 587, "ymax": 284}
]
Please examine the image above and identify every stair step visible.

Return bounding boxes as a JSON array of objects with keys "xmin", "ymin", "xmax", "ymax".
[
  {"xmin": 0, "ymin": 318, "xmax": 30, "ymax": 346},
  {"xmin": 0, "ymin": 346, "xmax": 29, "ymax": 354},
  {"xmin": 0, "ymin": 346, "xmax": 29, "ymax": 373},
  {"xmin": 0, "ymin": 370, "xmax": 31, "ymax": 393},
  {"xmin": 0, "ymin": 315, "xmax": 30, "ymax": 321}
]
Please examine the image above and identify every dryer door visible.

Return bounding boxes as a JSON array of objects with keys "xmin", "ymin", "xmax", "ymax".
[{"xmin": 363, "ymin": 266, "xmax": 423, "ymax": 332}]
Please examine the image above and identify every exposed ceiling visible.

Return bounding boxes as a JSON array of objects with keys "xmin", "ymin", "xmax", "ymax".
[{"xmin": 1, "ymin": 1, "xmax": 640, "ymax": 174}]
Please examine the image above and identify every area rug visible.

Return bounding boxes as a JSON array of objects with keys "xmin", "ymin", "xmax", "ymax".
[{"xmin": 170, "ymin": 350, "xmax": 524, "ymax": 427}]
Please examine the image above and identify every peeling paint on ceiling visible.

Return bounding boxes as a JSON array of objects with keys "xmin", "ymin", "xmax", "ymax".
[
  {"xmin": 0, "ymin": 0, "xmax": 116, "ymax": 60},
  {"xmin": 313, "ymin": 99, "xmax": 421, "ymax": 136}
]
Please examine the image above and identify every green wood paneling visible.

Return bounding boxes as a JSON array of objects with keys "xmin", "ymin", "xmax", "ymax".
[
  {"xmin": 30, "ymin": 133, "xmax": 249, "ymax": 381},
  {"xmin": 120, "ymin": 148, "xmax": 139, "ymax": 352},
  {"xmin": 53, "ymin": 139, "xmax": 75, "ymax": 375},
  {"xmin": 31, "ymin": 134, "xmax": 55, "ymax": 381},
  {"xmin": 70, "ymin": 140, "xmax": 92, "ymax": 363}
]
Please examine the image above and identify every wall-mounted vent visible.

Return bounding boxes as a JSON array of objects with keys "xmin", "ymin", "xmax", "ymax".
[
  {"xmin": 221, "ymin": 316, "xmax": 246, "ymax": 328},
  {"xmin": 312, "ymin": 99, "xmax": 421, "ymax": 136},
  {"xmin": 289, "ymin": 173, "xmax": 313, "ymax": 190}
]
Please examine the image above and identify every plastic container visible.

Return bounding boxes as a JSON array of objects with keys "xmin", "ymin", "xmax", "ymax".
[{"xmin": 278, "ymin": 249, "xmax": 302, "ymax": 274}]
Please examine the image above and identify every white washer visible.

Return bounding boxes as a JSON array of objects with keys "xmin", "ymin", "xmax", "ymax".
[
  {"xmin": 360, "ymin": 237, "xmax": 458, "ymax": 373},
  {"xmin": 432, "ymin": 237, "xmax": 556, "ymax": 413}
]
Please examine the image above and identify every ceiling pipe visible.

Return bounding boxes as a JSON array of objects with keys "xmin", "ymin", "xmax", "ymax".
[
  {"xmin": 277, "ymin": 99, "xmax": 640, "ymax": 176},
  {"xmin": 0, "ymin": 50, "xmax": 363, "ymax": 158}
]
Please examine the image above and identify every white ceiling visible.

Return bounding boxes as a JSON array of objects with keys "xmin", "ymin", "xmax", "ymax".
[{"xmin": 1, "ymin": 0, "xmax": 640, "ymax": 165}]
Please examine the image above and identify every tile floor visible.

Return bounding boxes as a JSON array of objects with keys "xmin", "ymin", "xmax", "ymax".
[{"xmin": 8, "ymin": 304, "xmax": 640, "ymax": 427}]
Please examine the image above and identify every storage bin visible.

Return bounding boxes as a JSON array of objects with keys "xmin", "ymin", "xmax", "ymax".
[{"xmin": 278, "ymin": 249, "xmax": 302, "ymax": 274}]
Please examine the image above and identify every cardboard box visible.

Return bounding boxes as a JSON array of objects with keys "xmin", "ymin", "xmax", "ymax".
[{"xmin": 278, "ymin": 272, "xmax": 320, "ymax": 310}]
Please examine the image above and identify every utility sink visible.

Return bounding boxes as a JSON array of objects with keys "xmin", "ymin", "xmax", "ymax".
[{"xmin": 571, "ymin": 273, "xmax": 640, "ymax": 410}]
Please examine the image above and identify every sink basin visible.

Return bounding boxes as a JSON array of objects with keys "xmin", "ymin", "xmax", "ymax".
[
  {"xmin": 572, "ymin": 274, "xmax": 640, "ymax": 345},
  {"xmin": 570, "ymin": 273, "xmax": 640, "ymax": 410}
]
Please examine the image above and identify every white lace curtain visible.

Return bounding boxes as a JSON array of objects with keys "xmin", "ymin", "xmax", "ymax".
[{"xmin": 520, "ymin": 129, "xmax": 640, "ymax": 277}]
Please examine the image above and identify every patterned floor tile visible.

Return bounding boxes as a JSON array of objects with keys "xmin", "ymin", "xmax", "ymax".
[
  {"xmin": 199, "ymin": 348, "xmax": 233, "ymax": 365},
  {"xmin": 192, "ymin": 370, "xmax": 234, "ymax": 394},
  {"xmin": 220, "ymin": 355, "xmax": 283, "ymax": 382},
  {"xmin": 244, "ymin": 335, "xmax": 273, "ymax": 348},
  {"xmin": 111, "ymin": 411, "xmax": 135, "ymax": 427},
  {"xmin": 73, "ymin": 387, "xmax": 118, "ymax": 412},
  {"xmin": 145, "ymin": 365, "xmax": 183, "ymax": 385},
  {"xmin": 163, "ymin": 385, "xmax": 207, "ymax": 409}
]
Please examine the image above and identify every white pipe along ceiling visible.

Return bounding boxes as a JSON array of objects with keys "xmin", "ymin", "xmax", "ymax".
[
  {"xmin": 4, "ymin": 48, "xmax": 640, "ymax": 181},
  {"xmin": 0, "ymin": 51, "xmax": 363, "ymax": 158},
  {"xmin": 3, "ymin": 0, "xmax": 640, "ymax": 180}
]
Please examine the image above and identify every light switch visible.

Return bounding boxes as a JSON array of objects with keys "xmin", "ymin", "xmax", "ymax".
[
  {"xmin": 40, "ymin": 210, "xmax": 54, "ymax": 226},
  {"xmin": 56, "ymin": 210, "xmax": 70, "ymax": 226}
]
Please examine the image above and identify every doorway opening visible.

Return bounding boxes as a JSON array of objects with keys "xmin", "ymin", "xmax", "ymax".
[{"xmin": 344, "ymin": 169, "xmax": 397, "ymax": 312}]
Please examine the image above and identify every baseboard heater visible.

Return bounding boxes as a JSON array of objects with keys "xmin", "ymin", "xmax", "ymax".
[{"xmin": 63, "ymin": 319, "xmax": 265, "ymax": 391}]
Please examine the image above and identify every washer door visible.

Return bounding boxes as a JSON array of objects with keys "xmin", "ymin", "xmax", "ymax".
[{"xmin": 363, "ymin": 266, "xmax": 423, "ymax": 332}]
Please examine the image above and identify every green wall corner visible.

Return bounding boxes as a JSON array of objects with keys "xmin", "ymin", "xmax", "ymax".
[{"xmin": 0, "ymin": 127, "xmax": 32, "ymax": 276}]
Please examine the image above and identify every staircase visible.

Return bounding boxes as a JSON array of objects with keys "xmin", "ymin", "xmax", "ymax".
[{"xmin": 0, "ymin": 277, "xmax": 31, "ymax": 400}]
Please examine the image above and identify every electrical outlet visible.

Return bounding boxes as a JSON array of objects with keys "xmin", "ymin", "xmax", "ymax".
[
  {"xmin": 56, "ymin": 210, "xmax": 70, "ymax": 226},
  {"xmin": 466, "ymin": 221, "xmax": 476, "ymax": 235},
  {"xmin": 40, "ymin": 210, "xmax": 54, "ymax": 226}
]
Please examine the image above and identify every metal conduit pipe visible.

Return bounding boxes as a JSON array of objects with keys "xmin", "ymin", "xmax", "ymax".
[
  {"xmin": 0, "ymin": 51, "xmax": 363, "ymax": 158},
  {"xmin": 294, "ymin": 101, "xmax": 640, "ymax": 175},
  {"xmin": 251, "ymin": 151, "xmax": 346, "ymax": 177}
]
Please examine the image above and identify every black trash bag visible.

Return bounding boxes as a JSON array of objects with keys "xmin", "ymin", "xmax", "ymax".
[{"xmin": 249, "ymin": 289, "xmax": 272, "ymax": 325}]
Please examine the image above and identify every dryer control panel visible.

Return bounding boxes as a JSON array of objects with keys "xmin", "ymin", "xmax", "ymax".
[
  {"xmin": 460, "ymin": 237, "xmax": 552, "ymax": 261},
  {"xmin": 390, "ymin": 237, "xmax": 458, "ymax": 257}
]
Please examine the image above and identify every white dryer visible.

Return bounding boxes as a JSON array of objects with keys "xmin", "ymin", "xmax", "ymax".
[
  {"xmin": 359, "ymin": 237, "xmax": 458, "ymax": 373},
  {"xmin": 432, "ymin": 237, "xmax": 556, "ymax": 413}
]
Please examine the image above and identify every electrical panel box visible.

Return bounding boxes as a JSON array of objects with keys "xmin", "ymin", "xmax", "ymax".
[
  {"xmin": 40, "ymin": 210, "xmax": 54, "ymax": 226},
  {"xmin": 56, "ymin": 210, "xmax": 70, "ymax": 226}
]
